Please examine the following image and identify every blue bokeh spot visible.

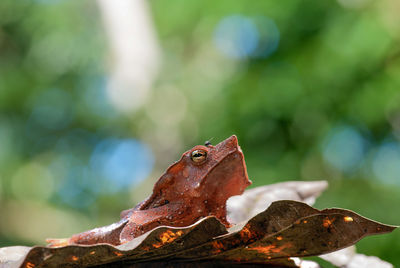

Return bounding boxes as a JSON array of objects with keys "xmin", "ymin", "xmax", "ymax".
[
  {"xmin": 90, "ymin": 138, "xmax": 154, "ymax": 193},
  {"xmin": 372, "ymin": 142, "xmax": 400, "ymax": 186},
  {"xmin": 322, "ymin": 125, "xmax": 366, "ymax": 172},
  {"xmin": 213, "ymin": 15, "xmax": 280, "ymax": 59},
  {"xmin": 214, "ymin": 15, "xmax": 259, "ymax": 59}
]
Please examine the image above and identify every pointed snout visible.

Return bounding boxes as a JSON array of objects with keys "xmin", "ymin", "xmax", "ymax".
[{"xmin": 215, "ymin": 135, "xmax": 239, "ymax": 152}]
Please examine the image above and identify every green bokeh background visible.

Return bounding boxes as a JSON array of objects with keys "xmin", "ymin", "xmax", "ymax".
[{"xmin": 0, "ymin": 0, "xmax": 399, "ymax": 266}]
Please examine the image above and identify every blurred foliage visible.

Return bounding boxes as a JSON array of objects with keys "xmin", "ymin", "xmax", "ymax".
[{"xmin": 0, "ymin": 0, "xmax": 399, "ymax": 266}]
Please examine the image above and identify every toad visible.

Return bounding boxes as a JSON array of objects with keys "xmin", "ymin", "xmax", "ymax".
[{"xmin": 47, "ymin": 135, "xmax": 251, "ymax": 246}]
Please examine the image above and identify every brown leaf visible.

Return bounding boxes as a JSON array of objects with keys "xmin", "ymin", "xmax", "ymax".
[
  {"xmin": 2, "ymin": 199, "xmax": 396, "ymax": 268},
  {"xmin": 13, "ymin": 217, "xmax": 226, "ymax": 268},
  {"xmin": 172, "ymin": 201, "xmax": 396, "ymax": 262}
]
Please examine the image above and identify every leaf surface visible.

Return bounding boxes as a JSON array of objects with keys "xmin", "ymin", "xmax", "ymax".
[{"xmin": 1, "ymin": 182, "xmax": 396, "ymax": 268}]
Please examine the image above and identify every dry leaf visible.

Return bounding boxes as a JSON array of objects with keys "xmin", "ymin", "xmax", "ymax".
[{"xmin": 4, "ymin": 200, "xmax": 395, "ymax": 268}]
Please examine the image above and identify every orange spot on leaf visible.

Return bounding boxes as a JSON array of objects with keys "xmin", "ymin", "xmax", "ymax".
[
  {"xmin": 71, "ymin": 256, "xmax": 78, "ymax": 261},
  {"xmin": 239, "ymin": 227, "xmax": 252, "ymax": 240},
  {"xmin": 212, "ymin": 241, "xmax": 225, "ymax": 249},
  {"xmin": 323, "ymin": 217, "xmax": 334, "ymax": 228},
  {"xmin": 303, "ymin": 220, "xmax": 308, "ymax": 224},
  {"xmin": 25, "ymin": 262, "xmax": 35, "ymax": 268},
  {"xmin": 113, "ymin": 251, "xmax": 123, "ymax": 256},
  {"xmin": 152, "ymin": 243, "xmax": 163, "ymax": 249},
  {"xmin": 250, "ymin": 243, "xmax": 292, "ymax": 255},
  {"xmin": 276, "ymin": 236, "xmax": 283, "ymax": 241},
  {"xmin": 152, "ymin": 230, "xmax": 184, "ymax": 248},
  {"xmin": 344, "ymin": 216, "xmax": 353, "ymax": 222},
  {"xmin": 250, "ymin": 245, "xmax": 276, "ymax": 254},
  {"xmin": 211, "ymin": 241, "xmax": 225, "ymax": 253}
]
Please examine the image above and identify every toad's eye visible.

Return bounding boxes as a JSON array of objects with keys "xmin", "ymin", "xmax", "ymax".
[{"xmin": 190, "ymin": 149, "xmax": 207, "ymax": 164}]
